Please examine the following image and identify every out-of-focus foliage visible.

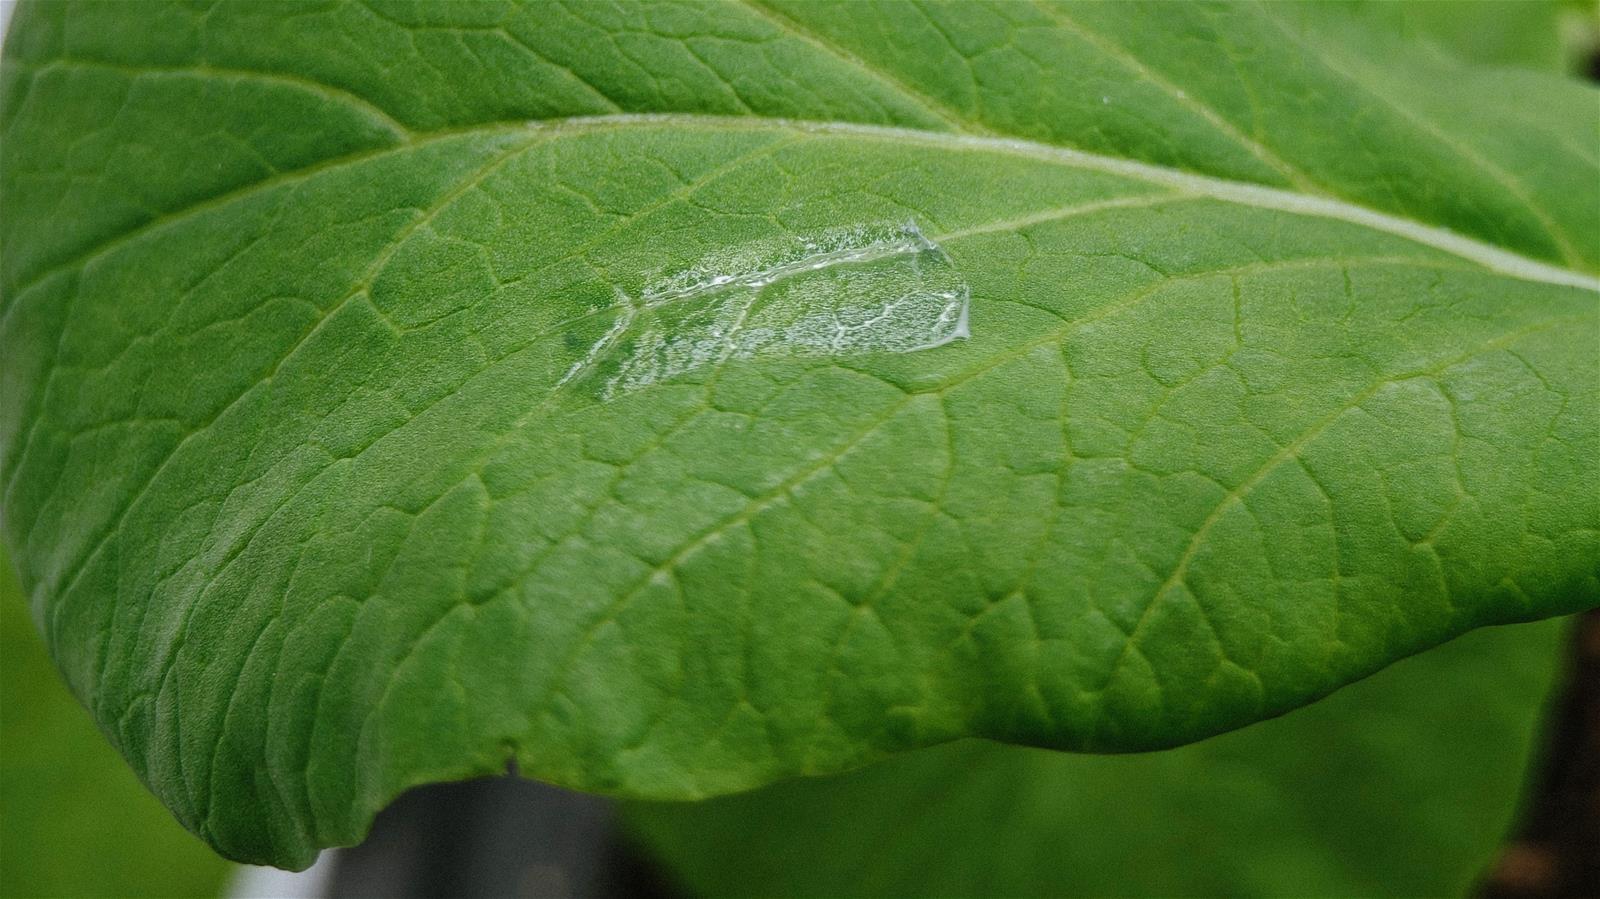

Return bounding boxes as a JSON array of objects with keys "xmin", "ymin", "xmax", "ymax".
[
  {"xmin": 0, "ymin": 552, "xmax": 229, "ymax": 898},
  {"xmin": 625, "ymin": 616, "xmax": 1570, "ymax": 897}
]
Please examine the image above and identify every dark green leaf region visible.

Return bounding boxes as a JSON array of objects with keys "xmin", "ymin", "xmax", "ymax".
[{"xmin": 1, "ymin": 0, "xmax": 1595, "ymax": 868}]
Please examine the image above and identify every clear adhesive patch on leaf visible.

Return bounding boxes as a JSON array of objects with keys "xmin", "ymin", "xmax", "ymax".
[{"xmin": 561, "ymin": 220, "xmax": 971, "ymax": 397}]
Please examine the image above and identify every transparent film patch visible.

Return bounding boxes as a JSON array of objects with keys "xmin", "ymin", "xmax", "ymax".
[{"xmin": 559, "ymin": 220, "xmax": 971, "ymax": 399}]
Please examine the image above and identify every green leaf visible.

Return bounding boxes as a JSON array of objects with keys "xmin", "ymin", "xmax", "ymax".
[
  {"xmin": 623, "ymin": 616, "xmax": 1571, "ymax": 898},
  {"xmin": 1307, "ymin": 1, "xmax": 1582, "ymax": 74},
  {"xmin": 0, "ymin": 550, "xmax": 231, "ymax": 898},
  {"xmin": 1, "ymin": 0, "xmax": 1595, "ymax": 868}
]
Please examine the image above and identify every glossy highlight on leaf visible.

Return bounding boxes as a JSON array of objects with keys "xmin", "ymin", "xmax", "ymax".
[{"xmin": 0, "ymin": 0, "xmax": 1596, "ymax": 869}]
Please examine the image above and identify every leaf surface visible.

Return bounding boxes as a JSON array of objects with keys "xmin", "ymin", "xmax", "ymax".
[
  {"xmin": 1305, "ymin": 1, "xmax": 1587, "ymax": 74},
  {"xmin": 1, "ymin": 0, "xmax": 1596, "ymax": 867}
]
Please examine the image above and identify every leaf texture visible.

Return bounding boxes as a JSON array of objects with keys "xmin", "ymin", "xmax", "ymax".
[{"xmin": 0, "ymin": 0, "xmax": 1595, "ymax": 867}]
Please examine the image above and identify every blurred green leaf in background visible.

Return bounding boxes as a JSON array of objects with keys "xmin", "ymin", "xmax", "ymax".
[
  {"xmin": 0, "ymin": 552, "xmax": 230, "ymax": 898},
  {"xmin": 625, "ymin": 616, "xmax": 1571, "ymax": 897}
]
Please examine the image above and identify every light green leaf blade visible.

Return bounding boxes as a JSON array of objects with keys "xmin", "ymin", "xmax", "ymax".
[
  {"xmin": 1305, "ymin": 1, "xmax": 1586, "ymax": 74},
  {"xmin": 1, "ymin": 0, "xmax": 1595, "ymax": 868},
  {"xmin": 624, "ymin": 616, "xmax": 1572, "ymax": 898}
]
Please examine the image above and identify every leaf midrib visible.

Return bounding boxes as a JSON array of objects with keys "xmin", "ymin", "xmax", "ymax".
[
  {"xmin": 6, "ymin": 113, "xmax": 1596, "ymax": 311},
  {"xmin": 748, "ymin": 0, "xmax": 1582, "ymax": 265},
  {"xmin": 5, "ymin": 110, "xmax": 1591, "ymax": 514}
]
